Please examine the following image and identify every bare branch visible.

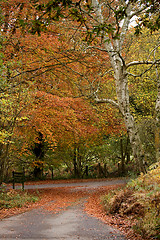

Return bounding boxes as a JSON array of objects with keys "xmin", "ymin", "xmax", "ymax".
[
  {"xmin": 126, "ymin": 59, "xmax": 160, "ymax": 68},
  {"xmin": 147, "ymin": 42, "xmax": 160, "ymax": 61},
  {"xmin": 127, "ymin": 61, "xmax": 159, "ymax": 77},
  {"xmin": 130, "ymin": 5, "xmax": 148, "ymax": 19},
  {"xmin": 86, "ymin": 46, "xmax": 108, "ymax": 52},
  {"xmin": 95, "ymin": 97, "xmax": 120, "ymax": 109},
  {"xmin": 119, "ymin": 4, "xmax": 132, "ymax": 48}
]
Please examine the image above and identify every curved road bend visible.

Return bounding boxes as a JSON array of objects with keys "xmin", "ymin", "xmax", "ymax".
[{"xmin": 0, "ymin": 179, "xmax": 127, "ymax": 240}]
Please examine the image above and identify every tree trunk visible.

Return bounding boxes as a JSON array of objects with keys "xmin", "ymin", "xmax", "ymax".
[
  {"xmin": 104, "ymin": 163, "xmax": 108, "ymax": 177},
  {"xmin": 73, "ymin": 144, "xmax": 82, "ymax": 178},
  {"xmin": 98, "ymin": 163, "xmax": 102, "ymax": 177},
  {"xmin": 125, "ymin": 136, "xmax": 130, "ymax": 164},
  {"xmin": 155, "ymin": 67, "xmax": 160, "ymax": 162},
  {"xmin": 51, "ymin": 167, "xmax": 54, "ymax": 180},
  {"xmin": 155, "ymin": 128, "xmax": 160, "ymax": 162},
  {"xmin": 91, "ymin": 0, "xmax": 147, "ymax": 173},
  {"xmin": 0, "ymin": 143, "xmax": 10, "ymax": 184},
  {"xmin": 0, "ymin": 160, "xmax": 5, "ymax": 184},
  {"xmin": 73, "ymin": 145, "xmax": 78, "ymax": 177},
  {"xmin": 33, "ymin": 166, "xmax": 43, "ymax": 179},
  {"xmin": 113, "ymin": 60, "xmax": 146, "ymax": 173},
  {"xmin": 120, "ymin": 138, "xmax": 125, "ymax": 175},
  {"xmin": 32, "ymin": 132, "xmax": 45, "ymax": 179},
  {"xmin": 85, "ymin": 165, "xmax": 88, "ymax": 177},
  {"xmin": 77, "ymin": 146, "xmax": 82, "ymax": 178}
]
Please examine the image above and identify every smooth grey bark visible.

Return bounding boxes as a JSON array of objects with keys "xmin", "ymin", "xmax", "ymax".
[
  {"xmin": 113, "ymin": 59, "xmax": 146, "ymax": 172},
  {"xmin": 155, "ymin": 64, "xmax": 160, "ymax": 162},
  {"xmin": 90, "ymin": 0, "xmax": 155, "ymax": 172}
]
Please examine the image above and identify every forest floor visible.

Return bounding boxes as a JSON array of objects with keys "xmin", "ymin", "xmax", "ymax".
[{"xmin": 0, "ymin": 179, "xmax": 144, "ymax": 240}]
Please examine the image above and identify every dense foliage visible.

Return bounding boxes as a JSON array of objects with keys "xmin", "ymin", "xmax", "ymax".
[
  {"xmin": 0, "ymin": 0, "xmax": 160, "ymax": 182},
  {"xmin": 102, "ymin": 163, "xmax": 160, "ymax": 238}
]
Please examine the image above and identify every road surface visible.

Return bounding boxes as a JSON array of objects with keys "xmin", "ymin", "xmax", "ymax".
[{"xmin": 0, "ymin": 179, "xmax": 127, "ymax": 240}]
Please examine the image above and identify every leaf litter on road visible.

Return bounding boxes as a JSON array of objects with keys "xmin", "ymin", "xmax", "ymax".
[{"xmin": 0, "ymin": 179, "xmax": 145, "ymax": 240}]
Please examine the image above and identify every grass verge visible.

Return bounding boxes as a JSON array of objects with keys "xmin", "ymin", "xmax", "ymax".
[{"xmin": 0, "ymin": 186, "xmax": 39, "ymax": 209}]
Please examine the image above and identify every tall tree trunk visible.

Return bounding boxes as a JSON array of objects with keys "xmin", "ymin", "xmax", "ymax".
[
  {"xmin": 125, "ymin": 136, "xmax": 131, "ymax": 164},
  {"xmin": 94, "ymin": 52, "xmax": 146, "ymax": 172},
  {"xmin": 0, "ymin": 143, "xmax": 10, "ymax": 184},
  {"xmin": 111, "ymin": 56, "xmax": 146, "ymax": 173},
  {"xmin": 155, "ymin": 65, "xmax": 160, "ymax": 162},
  {"xmin": 73, "ymin": 145, "xmax": 78, "ymax": 177},
  {"xmin": 77, "ymin": 146, "xmax": 82, "ymax": 178},
  {"xmin": 91, "ymin": 0, "xmax": 146, "ymax": 172},
  {"xmin": 32, "ymin": 132, "xmax": 44, "ymax": 179},
  {"xmin": 120, "ymin": 138, "xmax": 125, "ymax": 175}
]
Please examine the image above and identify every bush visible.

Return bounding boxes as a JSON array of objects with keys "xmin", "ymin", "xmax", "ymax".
[
  {"xmin": 0, "ymin": 186, "xmax": 39, "ymax": 209},
  {"xmin": 102, "ymin": 164, "xmax": 160, "ymax": 239},
  {"xmin": 134, "ymin": 206, "xmax": 160, "ymax": 238}
]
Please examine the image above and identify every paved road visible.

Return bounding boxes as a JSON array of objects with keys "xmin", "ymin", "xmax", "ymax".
[
  {"xmin": 14, "ymin": 179, "xmax": 127, "ymax": 190},
  {"xmin": 0, "ymin": 180, "xmax": 127, "ymax": 240}
]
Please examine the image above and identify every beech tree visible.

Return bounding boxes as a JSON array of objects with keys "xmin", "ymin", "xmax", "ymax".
[
  {"xmin": 127, "ymin": 29, "xmax": 159, "ymax": 164},
  {"xmin": 1, "ymin": 0, "xmax": 160, "ymax": 173},
  {"xmin": 32, "ymin": 0, "xmax": 159, "ymax": 172},
  {"xmin": 0, "ymin": 1, "xmax": 118, "ymax": 180}
]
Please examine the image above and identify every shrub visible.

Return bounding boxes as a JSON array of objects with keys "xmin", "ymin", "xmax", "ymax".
[
  {"xmin": 0, "ymin": 186, "xmax": 39, "ymax": 209},
  {"xmin": 134, "ymin": 206, "xmax": 160, "ymax": 238},
  {"xmin": 102, "ymin": 164, "xmax": 160, "ymax": 239}
]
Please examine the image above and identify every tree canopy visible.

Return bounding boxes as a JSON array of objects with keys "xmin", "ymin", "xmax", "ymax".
[{"xmin": 0, "ymin": 0, "xmax": 160, "ymax": 181}]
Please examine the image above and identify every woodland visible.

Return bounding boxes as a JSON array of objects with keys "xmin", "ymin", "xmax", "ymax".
[
  {"xmin": 0, "ymin": 0, "xmax": 160, "ymax": 239},
  {"xmin": 0, "ymin": 0, "xmax": 159, "ymax": 182}
]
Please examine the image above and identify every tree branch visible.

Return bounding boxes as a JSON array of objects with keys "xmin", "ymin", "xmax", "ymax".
[
  {"xmin": 126, "ymin": 59, "xmax": 160, "ymax": 68},
  {"xmin": 95, "ymin": 97, "xmax": 120, "ymax": 109},
  {"xmin": 130, "ymin": 5, "xmax": 148, "ymax": 19}
]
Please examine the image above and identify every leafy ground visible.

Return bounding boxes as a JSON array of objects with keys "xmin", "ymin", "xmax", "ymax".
[
  {"xmin": 1, "ymin": 177, "xmax": 157, "ymax": 240},
  {"xmin": 102, "ymin": 165, "xmax": 160, "ymax": 239},
  {"xmin": 0, "ymin": 179, "xmax": 122, "ymax": 219}
]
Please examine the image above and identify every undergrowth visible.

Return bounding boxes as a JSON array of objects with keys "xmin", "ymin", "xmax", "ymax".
[
  {"xmin": 102, "ymin": 163, "xmax": 160, "ymax": 239},
  {"xmin": 0, "ymin": 186, "xmax": 39, "ymax": 209}
]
